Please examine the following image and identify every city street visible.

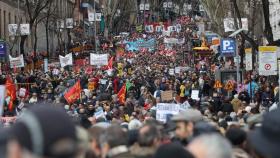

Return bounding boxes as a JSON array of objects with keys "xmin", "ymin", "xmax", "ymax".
[{"xmin": 0, "ymin": 0, "xmax": 280, "ymax": 158}]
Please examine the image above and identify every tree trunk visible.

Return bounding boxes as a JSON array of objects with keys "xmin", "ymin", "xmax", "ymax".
[
  {"xmin": 20, "ymin": 35, "xmax": 28, "ymax": 57},
  {"xmin": 262, "ymin": 0, "xmax": 274, "ymax": 44},
  {"xmin": 33, "ymin": 22, "xmax": 38, "ymax": 57},
  {"xmin": 67, "ymin": 28, "xmax": 71, "ymax": 53},
  {"xmin": 240, "ymin": 38, "xmax": 245, "ymax": 69},
  {"xmin": 46, "ymin": 20, "xmax": 49, "ymax": 58}
]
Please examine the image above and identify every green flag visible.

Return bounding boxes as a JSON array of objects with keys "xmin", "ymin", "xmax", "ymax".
[
  {"xmin": 126, "ymin": 80, "xmax": 132, "ymax": 91},
  {"xmin": 100, "ymin": 16, "xmax": 105, "ymax": 33}
]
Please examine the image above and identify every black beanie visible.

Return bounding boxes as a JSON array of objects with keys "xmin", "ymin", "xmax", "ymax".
[{"xmin": 154, "ymin": 143, "xmax": 194, "ymax": 158}]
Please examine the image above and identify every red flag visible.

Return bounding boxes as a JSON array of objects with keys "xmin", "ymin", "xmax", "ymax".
[
  {"xmin": 107, "ymin": 57, "xmax": 114, "ymax": 69},
  {"xmin": 5, "ymin": 77, "xmax": 16, "ymax": 111},
  {"xmin": 64, "ymin": 80, "xmax": 82, "ymax": 104},
  {"xmin": 117, "ymin": 84, "xmax": 126, "ymax": 104}
]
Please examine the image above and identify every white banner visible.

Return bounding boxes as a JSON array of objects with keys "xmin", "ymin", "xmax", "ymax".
[
  {"xmin": 9, "ymin": 55, "xmax": 25, "ymax": 68},
  {"xmin": 90, "ymin": 53, "xmax": 108, "ymax": 66},
  {"xmin": 88, "ymin": 12, "xmax": 95, "ymax": 22},
  {"xmin": 145, "ymin": 25, "xmax": 154, "ymax": 33},
  {"xmin": 168, "ymin": 26, "xmax": 176, "ymax": 32},
  {"xmin": 20, "ymin": 24, "xmax": 30, "ymax": 35},
  {"xmin": 0, "ymin": 86, "xmax": 6, "ymax": 116},
  {"xmin": 259, "ymin": 46, "xmax": 278, "ymax": 76},
  {"xmin": 224, "ymin": 18, "xmax": 248, "ymax": 32},
  {"xmin": 224, "ymin": 18, "xmax": 235, "ymax": 32},
  {"xmin": 155, "ymin": 25, "xmax": 163, "ymax": 32},
  {"xmin": 164, "ymin": 38, "xmax": 185, "ymax": 44},
  {"xmin": 144, "ymin": 3, "xmax": 150, "ymax": 10},
  {"xmin": 95, "ymin": 13, "xmax": 102, "ymax": 21},
  {"xmin": 88, "ymin": 12, "xmax": 102, "ymax": 22},
  {"xmin": 59, "ymin": 53, "xmax": 73, "ymax": 68},
  {"xmin": 8, "ymin": 24, "xmax": 18, "ymax": 36},
  {"xmin": 66, "ymin": 18, "xmax": 74, "ymax": 28},
  {"xmin": 245, "ymin": 48, "xmax": 252, "ymax": 71},
  {"xmin": 156, "ymin": 103, "xmax": 180, "ymax": 123}
]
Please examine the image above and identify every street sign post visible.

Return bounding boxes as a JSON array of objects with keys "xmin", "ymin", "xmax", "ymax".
[{"xmin": 220, "ymin": 39, "xmax": 236, "ymax": 56}]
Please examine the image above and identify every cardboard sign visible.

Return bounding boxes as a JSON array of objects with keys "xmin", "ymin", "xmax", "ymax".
[
  {"xmin": 88, "ymin": 82, "xmax": 95, "ymax": 91},
  {"xmin": 161, "ymin": 91, "xmax": 173, "ymax": 101}
]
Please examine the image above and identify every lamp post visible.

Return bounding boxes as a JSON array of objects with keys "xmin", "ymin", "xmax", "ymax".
[
  {"xmin": 93, "ymin": 0, "xmax": 97, "ymax": 53},
  {"xmin": 17, "ymin": 0, "xmax": 20, "ymax": 56}
]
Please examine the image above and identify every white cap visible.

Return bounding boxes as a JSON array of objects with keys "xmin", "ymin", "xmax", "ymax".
[
  {"xmin": 128, "ymin": 119, "xmax": 142, "ymax": 130},
  {"xmin": 245, "ymin": 106, "xmax": 252, "ymax": 113}
]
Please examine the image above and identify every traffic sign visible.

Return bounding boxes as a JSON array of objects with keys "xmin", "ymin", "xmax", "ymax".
[
  {"xmin": 220, "ymin": 39, "xmax": 236, "ymax": 56},
  {"xmin": 224, "ymin": 80, "xmax": 234, "ymax": 91},
  {"xmin": 0, "ymin": 41, "xmax": 6, "ymax": 56},
  {"xmin": 265, "ymin": 64, "xmax": 271, "ymax": 70},
  {"xmin": 214, "ymin": 80, "xmax": 223, "ymax": 89},
  {"xmin": 259, "ymin": 46, "xmax": 277, "ymax": 76}
]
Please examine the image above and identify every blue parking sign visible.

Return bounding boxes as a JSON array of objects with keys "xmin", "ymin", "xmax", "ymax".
[
  {"xmin": 0, "ymin": 41, "xmax": 6, "ymax": 56},
  {"xmin": 220, "ymin": 39, "xmax": 236, "ymax": 56}
]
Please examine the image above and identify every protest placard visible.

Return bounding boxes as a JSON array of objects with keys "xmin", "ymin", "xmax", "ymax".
[
  {"xmin": 191, "ymin": 90, "xmax": 200, "ymax": 100},
  {"xmin": 59, "ymin": 53, "xmax": 73, "ymax": 68},
  {"xmin": 156, "ymin": 103, "xmax": 180, "ymax": 123},
  {"xmin": 161, "ymin": 91, "xmax": 173, "ymax": 101},
  {"xmin": 9, "ymin": 55, "xmax": 25, "ymax": 68},
  {"xmin": 90, "ymin": 53, "xmax": 108, "ymax": 66}
]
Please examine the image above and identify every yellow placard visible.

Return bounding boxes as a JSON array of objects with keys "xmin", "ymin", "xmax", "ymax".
[{"xmin": 259, "ymin": 46, "xmax": 277, "ymax": 52}]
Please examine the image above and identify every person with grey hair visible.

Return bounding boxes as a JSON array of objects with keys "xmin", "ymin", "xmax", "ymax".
[
  {"xmin": 187, "ymin": 134, "xmax": 233, "ymax": 158},
  {"xmin": 99, "ymin": 125, "xmax": 134, "ymax": 158},
  {"xmin": 130, "ymin": 124, "xmax": 161, "ymax": 158}
]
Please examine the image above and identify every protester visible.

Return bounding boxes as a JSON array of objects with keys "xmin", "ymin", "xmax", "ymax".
[
  {"xmin": 6, "ymin": 104, "xmax": 78, "ymax": 158},
  {"xmin": 188, "ymin": 134, "xmax": 233, "ymax": 158},
  {"xmin": 248, "ymin": 108, "xmax": 280, "ymax": 158},
  {"xmin": 171, "ymin": 109, "xmax": 203, "ymax": 146},
  {"xmin": 130, "ymin": 124, "xmax": 161, "ymax": 158}
]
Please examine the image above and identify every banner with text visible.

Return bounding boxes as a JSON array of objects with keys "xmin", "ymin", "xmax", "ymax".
[
  {"xmin": 90, "ymin": 53, "xmax": 108, "ymax": 66},
  {"xmin": 156, "ymin": 103, "xmax": 180, "ymax": 123},
  {"xmin": 59, "ymin": 53, "xmax": 73, "ymax": 68},
  {"xmin": 125, "ymin": 38, "xmax": 156, "ymax": 51},
  {"xmin": 9, "ymin": 55, "xmax": 25, "ymax": 68}
]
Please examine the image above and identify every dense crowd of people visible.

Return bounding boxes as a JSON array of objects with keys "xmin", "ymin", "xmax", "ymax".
[{"xmin": 1, "ymin": 21, "xmax": 280, "ymax": 158}]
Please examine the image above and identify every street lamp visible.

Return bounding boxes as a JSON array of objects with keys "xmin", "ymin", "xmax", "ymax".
[{"xmin": 139, "ymin": 1, "xmax": 149, "ymax": 28}]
